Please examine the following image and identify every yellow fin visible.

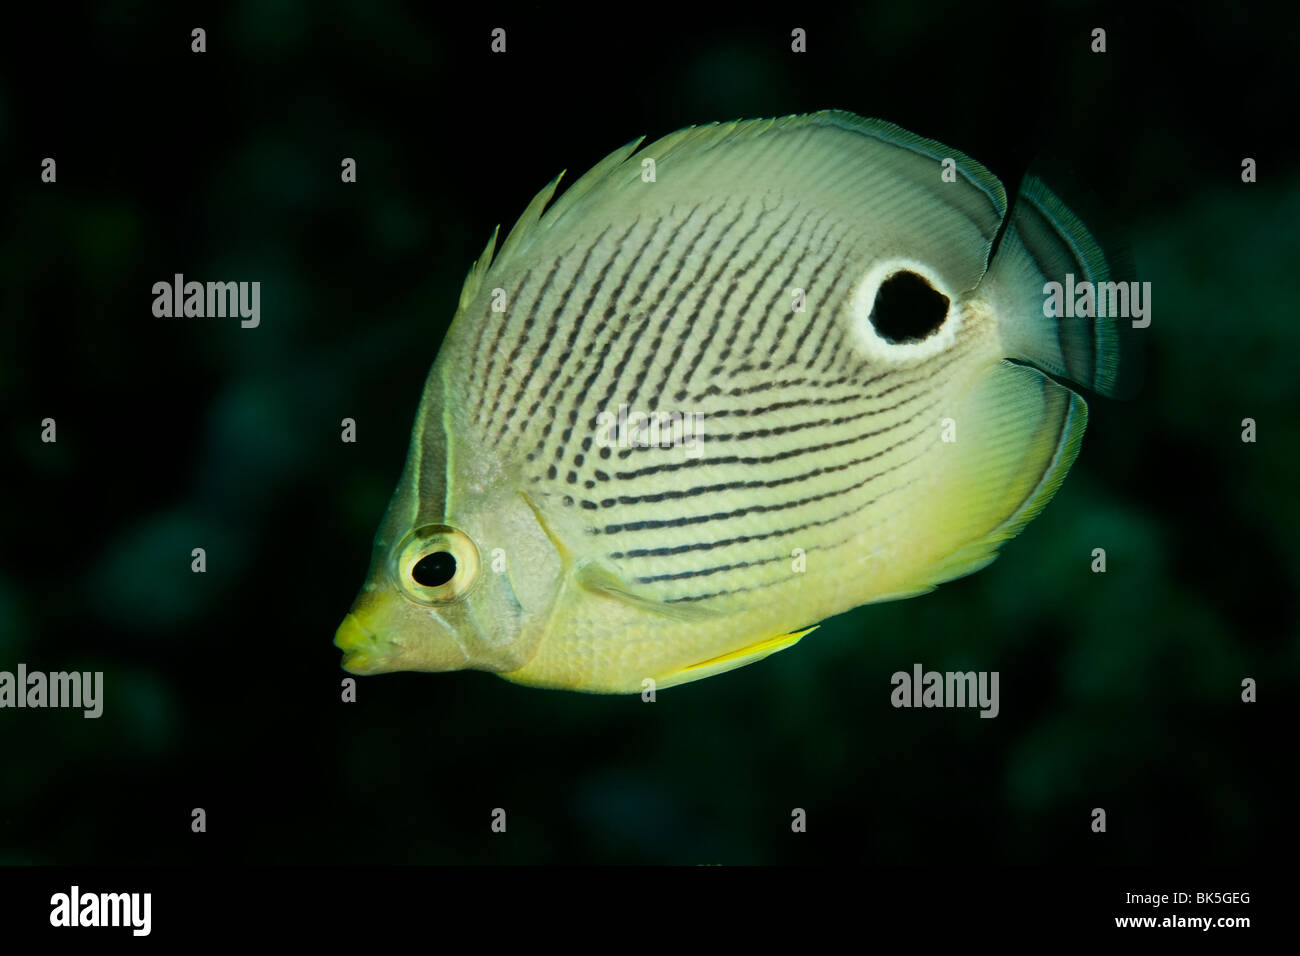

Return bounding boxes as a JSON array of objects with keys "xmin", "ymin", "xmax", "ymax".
[{"xmin": 655, "ymin": 625, "xmax": 819, "ymax": 690}]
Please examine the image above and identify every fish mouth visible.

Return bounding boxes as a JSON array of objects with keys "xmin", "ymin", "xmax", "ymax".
[{"xmin": 334, "ymin": 613, "xmax": 391, "ymax": 674}]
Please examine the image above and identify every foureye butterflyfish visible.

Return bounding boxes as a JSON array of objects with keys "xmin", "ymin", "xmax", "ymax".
[{"xmin": 335, "ymin": 110, "xmax": 1123, "ymax": 693}]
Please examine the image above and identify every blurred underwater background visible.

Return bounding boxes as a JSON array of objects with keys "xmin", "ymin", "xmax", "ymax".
[{"xmin": 0, "ymin": 2, "xmax": 1295, "ymax": 863}]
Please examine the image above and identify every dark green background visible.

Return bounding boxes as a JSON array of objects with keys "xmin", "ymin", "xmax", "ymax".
[{"xmin": 1, "ymin": 2, "xmax": 1295, "ymax": 864}]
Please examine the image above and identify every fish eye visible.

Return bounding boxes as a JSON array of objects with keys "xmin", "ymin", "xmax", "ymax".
[
  {"xmin": 391, "ymin": 524, "xmax": 479, "ymax": 604},
  {"xmin": 869, "ymin": 270, "xmax": 950, "ymax": 343},
  {"xmin": 412, "ymin": 551, "xmax": 457, "ymax": 587}
]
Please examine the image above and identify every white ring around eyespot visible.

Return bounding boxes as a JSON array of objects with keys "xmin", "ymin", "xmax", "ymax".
[{"xmin": 848, "ymin": 258, "xmax": 960, "ymax": 362}]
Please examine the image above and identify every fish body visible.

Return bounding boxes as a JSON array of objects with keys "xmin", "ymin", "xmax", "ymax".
[{"xmin": 335, "ymin": 110, "xmax": 1122, "ymax": 692}]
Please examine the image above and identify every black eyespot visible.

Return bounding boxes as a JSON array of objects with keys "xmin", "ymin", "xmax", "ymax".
[
  {"xmin": 412, "ymin": 551, "xmax": 457, "ymax": 588},
  {"xmin": 869, "ymin": 271, "xmax": 950, "ymax": 343}
]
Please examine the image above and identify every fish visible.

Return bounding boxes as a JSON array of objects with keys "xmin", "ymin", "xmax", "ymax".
[{"xmin": 334, "ymin": 109, "xmax": 1125, "ymax": 693}]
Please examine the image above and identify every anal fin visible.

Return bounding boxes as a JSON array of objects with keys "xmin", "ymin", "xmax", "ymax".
[{"xmin": 655, "ymin": 625, "xmax": 819, "ymax": 690}]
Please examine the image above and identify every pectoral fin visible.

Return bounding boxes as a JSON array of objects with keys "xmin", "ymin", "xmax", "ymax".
[{"xmin": 575, "ymin": 560, "xmax": 723, "ymax": 622}]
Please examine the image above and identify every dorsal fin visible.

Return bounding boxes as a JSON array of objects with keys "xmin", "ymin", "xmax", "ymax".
[
  {"xmin": 455, "ymin": 110, "xmax": 1010, "ymax": 312},
  {"xmin": 456, "ymin": 224, "xmax": 498, "ymax": 313},
  {"xmin": 456, "ymin": 134, "xmax": 645, "ymax": 309}
]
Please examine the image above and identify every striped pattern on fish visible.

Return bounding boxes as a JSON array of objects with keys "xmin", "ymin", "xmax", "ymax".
[{"xmin": 334, "ymin": 110, "xmax": 1122, "ymax": 692}]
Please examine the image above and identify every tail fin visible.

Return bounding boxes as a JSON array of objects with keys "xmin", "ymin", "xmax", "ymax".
[{"xmin": 979, "ymin": 177, "xmax": 1133, "ymax": 398}]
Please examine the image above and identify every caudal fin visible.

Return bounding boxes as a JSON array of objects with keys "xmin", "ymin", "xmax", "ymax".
[{"xmin": 979, "ymin": 177, "xmax": 1133, "ymax": 398}]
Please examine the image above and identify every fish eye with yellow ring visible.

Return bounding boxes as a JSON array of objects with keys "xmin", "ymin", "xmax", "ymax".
[{"xmin": 390, "ymin": 525, "xmax": 480, "ymax": 604}]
